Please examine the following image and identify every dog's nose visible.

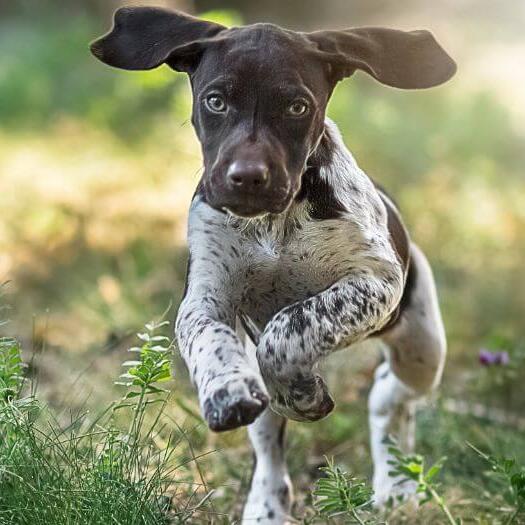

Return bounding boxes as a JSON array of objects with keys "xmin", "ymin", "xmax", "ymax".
[{"xmin": 226, "ymin": 161, "xmax": 270, "ymax": 191}]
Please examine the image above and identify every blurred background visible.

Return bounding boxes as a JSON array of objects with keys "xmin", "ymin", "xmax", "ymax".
[{"xmin": 1, "ymin": 0, "xmax": 524, "ymax": 519}]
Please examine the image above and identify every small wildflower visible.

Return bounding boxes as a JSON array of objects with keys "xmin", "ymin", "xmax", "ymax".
[{"xmin": 479, "ymin": 348, "xmax": 510, "ymax": 366}]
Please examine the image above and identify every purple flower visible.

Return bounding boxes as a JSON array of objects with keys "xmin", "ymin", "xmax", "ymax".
[{"xmin": 479, "ymin": 348, "xmax": 510, "ymax": 366}]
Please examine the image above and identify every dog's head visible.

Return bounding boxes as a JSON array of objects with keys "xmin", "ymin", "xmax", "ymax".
[{"xmin": 91, "ymin": 7, "xmax": 456, "ymax": 217}]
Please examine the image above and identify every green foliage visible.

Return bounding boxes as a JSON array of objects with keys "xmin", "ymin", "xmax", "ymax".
[
  {"xmin": 468, "ymin": 443, "xmax": 525, "ymax": 524},
  {"xmin": 0, "ymin": 336, "xmax": 24, "ymax": 402},
  {"xmin": 386, "ymin": 439, "xmax": 459, "ymax": 525},
  {"xmin": 307, "ymin": 432, "xmax": 525, "ymax": 525},
  {"xmin": 0, "ymin": 317, "xmax": 211, "ymax": 525},
  {"xmin": 115, "ymin": 319, "xmax": 173, "ymax": 405},
  {"xmin": 313, "ymin": 457, "xmax": 375, "ymax": 524}
]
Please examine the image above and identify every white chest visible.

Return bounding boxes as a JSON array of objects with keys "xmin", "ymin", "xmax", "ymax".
[{"xmin": 236, "ymin": 219, "xmax": 367, "ymax": 325}]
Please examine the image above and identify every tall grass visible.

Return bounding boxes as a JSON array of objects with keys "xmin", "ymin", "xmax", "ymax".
[{"xmin": 0, "ymin": 317, "xmax": 212, "ymax": 525}]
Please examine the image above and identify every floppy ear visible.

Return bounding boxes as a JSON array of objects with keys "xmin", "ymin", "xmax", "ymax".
[
  {"xmin": 90, "ymin": 6, "xmax": 225, "ymax": 72},
  {"xmin": 306, "ymin": 27, "xmax": 456, "ymax": 89}
]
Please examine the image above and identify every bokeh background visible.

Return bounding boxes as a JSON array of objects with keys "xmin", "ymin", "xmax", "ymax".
[{"xmin": 1, "ymin": 0, "xmax": 524, "ymax": 521}]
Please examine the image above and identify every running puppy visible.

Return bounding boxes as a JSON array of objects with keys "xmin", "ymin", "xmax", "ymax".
[{"xmin": 91, "ymin": 8, "xmax": 454, "ymax": 523}]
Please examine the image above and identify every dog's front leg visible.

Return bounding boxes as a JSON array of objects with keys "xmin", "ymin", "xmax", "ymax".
[
  {"xmin": 175, "ymin": 201, "xmax": 269, "ymax": 432},
  {"xmin": 176, "ymin": 285, "xmax": 269, "ymax": 431},
  {"xmin": 257, "ymin": 267, "xmax": 403, "ymax": 421}
]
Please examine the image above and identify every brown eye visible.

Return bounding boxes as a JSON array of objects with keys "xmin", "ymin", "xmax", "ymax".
[
  {"xmin": 287, "ymin": 100, "xmax": 309, "ymax": 117},
  {"xmin": 205, "ymin": 94, "xmax": 227, "ymax": 113}
]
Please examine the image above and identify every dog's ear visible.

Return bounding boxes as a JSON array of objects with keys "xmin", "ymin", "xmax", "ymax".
[
  {"xmin": 90, "ymin": 6, "xmax": 225, "ymax": 73},
  {"xmin": 306, "ymin": 27, "xmax": 456, "ymax": 89}
]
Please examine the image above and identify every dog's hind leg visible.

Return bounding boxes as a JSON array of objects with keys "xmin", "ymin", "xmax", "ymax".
[
  {"xmin": 242, "ymin": 409, "xmax": 292, "ymax": 524},
  {"xmin": 368, "ymin": 361, "xmax": 419, "ymax": 506},
  {"xmin": 242, "ymin": 327, "xmax": 293, "ymax": 524},
  {"xmin": 368, "ymin": 243, "xmax": 446, "ymax": 506}
]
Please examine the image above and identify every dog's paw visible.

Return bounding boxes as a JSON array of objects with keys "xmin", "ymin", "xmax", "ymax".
[
  {"xmin": 202, "ymin": 374, "xmax": 269, "ymax": 432},
  {"xmin": 269, "ymin": 372, "xmax": 335, "ymax": 422}
]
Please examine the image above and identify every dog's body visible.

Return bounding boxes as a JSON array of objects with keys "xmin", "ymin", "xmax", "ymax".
[
  {"xmin": 177, "ymin": 120, "xmax": 446, "ymax": 521},
  {"xmin": 91, "ymin": 8, "xmax": 453, "ymax": 523}
]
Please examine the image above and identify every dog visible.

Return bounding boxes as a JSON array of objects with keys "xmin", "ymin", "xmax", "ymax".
[{"xmin": 91, "ymin": 7, "xmax": 454, "ymax": 523}]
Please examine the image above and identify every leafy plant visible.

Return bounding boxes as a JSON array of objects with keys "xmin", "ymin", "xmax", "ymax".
[
  {"xmin": 115, "ymin": 318, "xmax": 173, "ymax": 407},
  {"xmin": 313, "ymin": 457, "xmax": 376, "ymax": 524},
  {"xmin": 468, "ymin": 442, "xmax": 525, "ymax": 524},
  {"xmin": 0, "ymin": 335, "xmax": 25, "ymax": 402},
  {"xmin": 386, "ymin": 439, "xmax": 459, "ymax": 525},
  {"xmin": 0, "ymin": 284, "xmax": 25, "ymax": 402}
]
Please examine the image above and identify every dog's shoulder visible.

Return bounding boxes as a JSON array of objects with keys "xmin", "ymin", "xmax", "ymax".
[{"xmin": 301, "ymin": 121, "xmax": 404, "ymax": 257}]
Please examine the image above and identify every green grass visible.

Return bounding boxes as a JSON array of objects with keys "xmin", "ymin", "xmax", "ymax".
[
  {"xmin": 0, "ymin": 320, "xmax": 217, "ymax": 525},
  {"xmin": 2, "ymin": 318, "xmax": 525, "ymax": 524}
]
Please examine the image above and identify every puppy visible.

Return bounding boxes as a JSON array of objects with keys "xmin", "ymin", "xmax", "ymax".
[{"xmin": 92, "ymin": 8, "xmax": 453, "ymax": 522}]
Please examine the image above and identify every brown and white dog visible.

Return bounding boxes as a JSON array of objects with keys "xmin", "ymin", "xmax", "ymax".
[{"xmin": 91, "ymin": 7, "xmax": 454, "ymax": 523}]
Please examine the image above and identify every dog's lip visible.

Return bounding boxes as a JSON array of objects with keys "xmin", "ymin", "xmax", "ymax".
[
  {"xmin": 224, "ymin": 207, "xmax": 268, "ymax": 218},
  {"xmin": 225, "ymin": 191, "xmax": 293, "ymax": 215},
  {"xmin": 206, "ymin": 188, "xmax": 293, "ymax": 218},
  {"xmin": 222, "ymin": 200, "xmax": 289, "ymax": 218}
]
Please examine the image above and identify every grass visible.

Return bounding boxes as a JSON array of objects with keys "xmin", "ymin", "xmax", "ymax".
[
  {"xmin": 2, "ymin": 307, "xmax": 525, "ymax": 524},
  {"xmin": 312, "ymin": 457, "xmax": 374, "ymax": 524},
  {"xmin": 0, "ymin": 318, "xmax": 218, "ymax": 524}
]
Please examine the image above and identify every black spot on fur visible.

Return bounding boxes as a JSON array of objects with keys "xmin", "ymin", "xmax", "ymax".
[
  {"xmin": 296, "ymin": 133, "xmax": 347, "ymax": 220},
  {"xmin": 298, "ymin": 168, "xmax": 346, "ymax": 220},
  {"xmin": 332, "ymin": 295, "xmax": 345, "ymax": 314},
  {"xmin": 288, "ymin": 306, "xmax": 311, "ymax": 334},
  {"xmin": 278, "ymin": 484, "xmax": 290, "ymax": 506},
  {"xmin": 277, "ymin": 419, "xmax": 287, "ymax": 449}
]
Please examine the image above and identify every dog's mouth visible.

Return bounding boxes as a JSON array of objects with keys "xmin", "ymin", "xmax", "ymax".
[
  {"xmin": 204, "ymin": 180, "xmax": 297, "ymax": 219},
  {"xmin": 223, "ymin": 204, "xmax": 271, "ymax": 219},
  {"xmin": 222, "ymin": 198, "xmax": 292, "ymax": 218}
]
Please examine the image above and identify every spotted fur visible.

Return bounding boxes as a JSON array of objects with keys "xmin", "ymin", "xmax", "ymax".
[
  {"xmin": 177, "ymin": 120, "xmax": 403, "ymax": 421},
  {"xmin": 175, "ymin": 119, "xmax": 446, "ymax": 522}
]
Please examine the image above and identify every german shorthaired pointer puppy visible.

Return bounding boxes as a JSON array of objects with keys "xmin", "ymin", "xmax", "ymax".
[{"xmin": 92, "ymin": 7, "xmax": 455, "ymax": 523}]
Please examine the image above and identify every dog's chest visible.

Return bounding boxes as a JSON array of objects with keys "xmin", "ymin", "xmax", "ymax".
[{"xmin": 236, "ymin": 220, "xmax": 358, "ymax": 325}]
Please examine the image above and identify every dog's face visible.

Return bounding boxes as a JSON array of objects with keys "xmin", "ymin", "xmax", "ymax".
[
  {"xmin": 91, "ymin": 7, "xmax": 456, "ymax": 217},
  {"xmin": 189, "ymin": 26, "xmax": 332, "ymax": 216}
]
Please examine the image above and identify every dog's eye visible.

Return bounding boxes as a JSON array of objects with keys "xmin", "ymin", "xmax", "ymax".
[
  {"xmin": 287, "ymin": 100, "xmax": 309, "ymax": 117},
  {"xmin": 205, "ymin": 94, "xmax": 227, "ymax": 113}
]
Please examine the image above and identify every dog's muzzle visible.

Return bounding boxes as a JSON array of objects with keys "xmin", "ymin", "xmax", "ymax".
[{"xmin": 206, "ymin": 160, "xmax": 293, "ymax": 217}]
